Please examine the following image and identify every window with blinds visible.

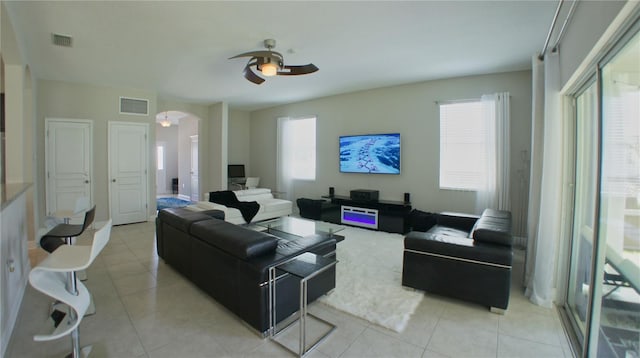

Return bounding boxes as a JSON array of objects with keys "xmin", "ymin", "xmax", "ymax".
[
  {"xmin": 289, "ymin": 116, "xmax": 316, "ymax": 180},
  {"xmin": 439, "ymin": 100, "xmax": 487, "ymax": 190}
]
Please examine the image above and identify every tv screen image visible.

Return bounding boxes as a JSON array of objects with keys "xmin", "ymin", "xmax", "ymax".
[{"xmin": 339, "ymin": 133, "xmax": 400, "ymax": 174}]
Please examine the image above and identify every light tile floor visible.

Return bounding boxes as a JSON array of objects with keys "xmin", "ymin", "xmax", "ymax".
[{"xmin": 8, "ymin": 220, "xmax": 574, "ymax": 358}]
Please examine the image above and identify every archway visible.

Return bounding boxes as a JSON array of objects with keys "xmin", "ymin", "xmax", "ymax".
[{"xmin": 154, "ymin": 110, "xmax": 201, "ymax": 204}]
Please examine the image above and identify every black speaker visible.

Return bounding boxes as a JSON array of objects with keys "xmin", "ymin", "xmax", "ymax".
[
  {"xmin": 404, "ymin": 192, "xmax": 410, "ymax": 204},
  {"xmin": 350, "ymin": 189, "xmax": 379, "ymax": 202},
  {"xmin": 329, "ymin": 187, "xmax": 335, "ymax": 197}
]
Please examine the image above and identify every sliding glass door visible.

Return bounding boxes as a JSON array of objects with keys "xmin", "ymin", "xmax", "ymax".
[
  {"xmin": 589, "ymin": 28, "xmax": 640, "ymax": 358},
  {"xmin": 565, "ymin": 25, "xmax": 639, "ymax": 357},
  {"xmin": 566, "ymin": 80, "xmax": 598, "ymax": 346}
]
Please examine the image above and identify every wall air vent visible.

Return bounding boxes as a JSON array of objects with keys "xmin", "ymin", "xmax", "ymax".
[
  {"xmin": 119, "ymin": 97, "xmax": 149, "ymax": 116},
  {"xmin": 52, "ymin": 33, "xmax": 73, "ymax": 47}
]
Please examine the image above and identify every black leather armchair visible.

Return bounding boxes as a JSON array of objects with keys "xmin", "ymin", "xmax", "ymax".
[{"xmin": 402, "ymin": 209, "xmax": 513, "ymax": 312}]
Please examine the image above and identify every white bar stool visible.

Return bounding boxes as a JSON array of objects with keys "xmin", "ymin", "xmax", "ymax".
[
  {"xmin": 37, "ymin": 206, "xmax": 97, "ymax": 317},
  {"xmin": 29, "ymin": 219, "xmax": 112, "ymax": 358}
]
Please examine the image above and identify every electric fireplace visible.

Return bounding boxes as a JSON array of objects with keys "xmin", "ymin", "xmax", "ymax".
[{"xmin": 341, "ymin": 206, "xmax": 378, "ymax": 230}]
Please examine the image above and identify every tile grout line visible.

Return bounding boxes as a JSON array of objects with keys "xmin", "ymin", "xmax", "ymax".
[
  {"xmin": 335, "ymin": 323, "xmax": 368, "ymax": 358},
  {"xmin": 105, "ymin": 226, "xmax": 157, "ymax": 358}
]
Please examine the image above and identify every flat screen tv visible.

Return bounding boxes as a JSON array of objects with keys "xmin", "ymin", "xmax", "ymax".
[
  {"xmin": 339, "ymin": 133, "xmax": 400, "ymax": 174},
  {"xmin": 228, "ymin": 164, "xmax": 245, "ymax": 178}
]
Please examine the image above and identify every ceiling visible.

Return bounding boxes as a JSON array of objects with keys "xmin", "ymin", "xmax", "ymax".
[{"xmin": 4, "ymin": 1, "xmax": 558, "ymax": 111}]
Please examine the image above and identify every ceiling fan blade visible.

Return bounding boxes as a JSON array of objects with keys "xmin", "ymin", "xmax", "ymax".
[
  {"xmin": 243, "ymin": 63, "xmax": 265, "ymax": 85},
  {"xmin": 229, "ymin": 50, "xmax": 273, "ymax": 60},
  {"xmin": 278, "ymin": 64, "xmax": 319, "ymax": 76}
]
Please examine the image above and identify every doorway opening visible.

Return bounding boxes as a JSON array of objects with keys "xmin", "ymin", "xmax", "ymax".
[{"xmin": 154, "ymin": 110, "xmax": 200, "ymax": 211}]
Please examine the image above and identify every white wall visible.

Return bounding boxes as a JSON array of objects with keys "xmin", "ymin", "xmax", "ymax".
[
  {"xmin": 559, "ymin": 0, "xmax": 626, "ymax": 88},
  {"xmin": 228, "ymin": 109, "xmax": 251, "ymax": 174},
  {"xmin": 201, "ymin": 102, "xmax": 228, "ymax": 192},
  {"xmin": 36, "ymin": 80, "xmax": 158, "ymax": 223},
  {"xmin": 178, "ymin": 116, "xmax": 198, "ymax": 198},
  {"xmin": 250, "ymin": 70, "xmax": 532, "ymax": 233}
]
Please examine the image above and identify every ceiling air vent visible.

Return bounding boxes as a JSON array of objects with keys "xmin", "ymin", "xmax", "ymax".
[
  {"xmin": 52, "ymin": 33, "xmax": 72, "ymax": 47},
  {"xmin": 119, "ymin": 97, "xmax": 149, "ymax": 116}
]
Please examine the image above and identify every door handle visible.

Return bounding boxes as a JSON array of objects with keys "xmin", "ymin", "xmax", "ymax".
[
  {"xmin": 85, "ymin": 180, "xmax": 90, "ymax": 184},
  {"xmin": 112, "ymin": 179, "xmax": 116, "ymax": 183}
]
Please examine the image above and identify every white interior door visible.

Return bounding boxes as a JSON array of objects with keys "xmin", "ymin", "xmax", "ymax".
[
  {"xmin": 190, "ymin": 135, "xmax": 199, "ymax": 201},
  {"xmin": 45, "ymin": 119, "xmax": 93, "ymax": 220},
  {"xmin": 109, "ymin": 122, "xmax": 148, "ymax": 225}
]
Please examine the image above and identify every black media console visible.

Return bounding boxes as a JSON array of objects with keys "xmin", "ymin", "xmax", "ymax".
[{"xmin": 319, "ymin": 195, "xmax": 412, "ymax": 234}]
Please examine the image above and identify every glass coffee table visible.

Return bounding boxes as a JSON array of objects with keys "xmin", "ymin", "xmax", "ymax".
[{"xmin": 257, "ymin": 216, "xmax": 345, "ymax": 241}]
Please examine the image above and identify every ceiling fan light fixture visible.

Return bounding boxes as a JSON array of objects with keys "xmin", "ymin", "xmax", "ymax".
[
  {"xmin": 261, "ymin": 62, "xmax": 278, "ymax": 77},
  {"xmin": 229, "ymin": 39, "xmax": 317, "ymax": 84}
]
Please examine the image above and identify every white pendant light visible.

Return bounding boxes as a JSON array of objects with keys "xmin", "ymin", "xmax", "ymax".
[{"xmin": 160, "ymin": 112, "xmax": 171, "ymax": 127}]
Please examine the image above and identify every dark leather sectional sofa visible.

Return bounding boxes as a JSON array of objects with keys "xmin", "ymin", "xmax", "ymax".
[
  {"xmin": 155, "ymin": 207, "xmax": 337, "ymax": 334},
  {"xmin": 402, "ymin": 209, "xmax": 513, "ymax": 312}
]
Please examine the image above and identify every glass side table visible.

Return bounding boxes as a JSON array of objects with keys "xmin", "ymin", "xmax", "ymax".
[{"xmin": 268, "ymin": 252, "xmax": 337, "ymax": 357}]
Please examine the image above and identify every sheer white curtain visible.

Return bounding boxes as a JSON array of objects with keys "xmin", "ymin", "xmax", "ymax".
[
  {"xmin": 475, "ymin": 92, "xmax": 511, "ymax": 213},
  {"xmin": 525, "ymin": 52, "xmax": 564, "ymax": 307},
  {"xmin": 276, "ymin": 117, "xmax": 294, "ymax": 201}
]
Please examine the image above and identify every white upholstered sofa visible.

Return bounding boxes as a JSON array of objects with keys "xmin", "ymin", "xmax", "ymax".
[{"xmin": 187, "ymin": 188, "xmax": 292, "ymax": 225}]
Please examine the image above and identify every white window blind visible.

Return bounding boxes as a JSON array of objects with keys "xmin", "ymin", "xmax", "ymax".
[
  {"xmin": 601, "ymin": 91, "xmax": 640, "ymax": 196},
  {"xmin": 289, "ymin": 116, "xmax": 316, "ymax": 180},
  {"xmin": 439, "ymin": 100, "xmax": 487, "ymax": 190}
]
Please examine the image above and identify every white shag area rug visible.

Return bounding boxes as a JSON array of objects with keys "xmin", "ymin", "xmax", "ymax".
[{"xmin": 318, "ymin": 226, "xmax": 423, "ymax": 333}]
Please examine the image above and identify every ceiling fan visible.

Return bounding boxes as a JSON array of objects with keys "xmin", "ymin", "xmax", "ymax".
[{"xmin": 229, "ymin": 39, "xmax": 318, "ymax": 85}]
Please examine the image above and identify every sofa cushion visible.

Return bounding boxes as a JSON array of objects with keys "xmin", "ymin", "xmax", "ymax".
[
  {"xmin": 224, "ymin": 207, "xmax": 242, "ymax": 218},
  {"xmin": 263, "ymin": 198, "xmax": 292, "ymax": 213},
  {"xmin": 437, "ymin": 212, "xmax": 480, "ymax": 232},
  {"xmin": 234, "ymin": 188, "xmax": 271, "ymax": 197},
  {"xmin": 427, "ymin": 225, "xmax": 469, "ymax": 238},
  {"xmin": 190, "ymin": 220, "xmax": 278, "ymax": 259},
  {"xmin": 239, "ymin": 193, "xmax": 273, "ymax": 202},
  {"xmin": 201, "ymin": 209, "xmax": 226, "ymax": 220},
  {"xmin": 471, "ymin": 215, "xmax": 512, "ymax": 247},
  {"xmin": 158, "ymin": 207, "xmax": 221, "ymax": 232},
  {"xmin": 405, "ymin": 231, "xmax": 512, "ymax": 266},
  {"xmin": 481, "ymin": 208, "xmax": 511, "ymax": 219},
  {"xmin": 409, "ymin": 209, "xmax": 437, "ymax": 232},
  {"xmin": 193, "ymin": 201, "xmax": 226, "ymax": 211}
]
